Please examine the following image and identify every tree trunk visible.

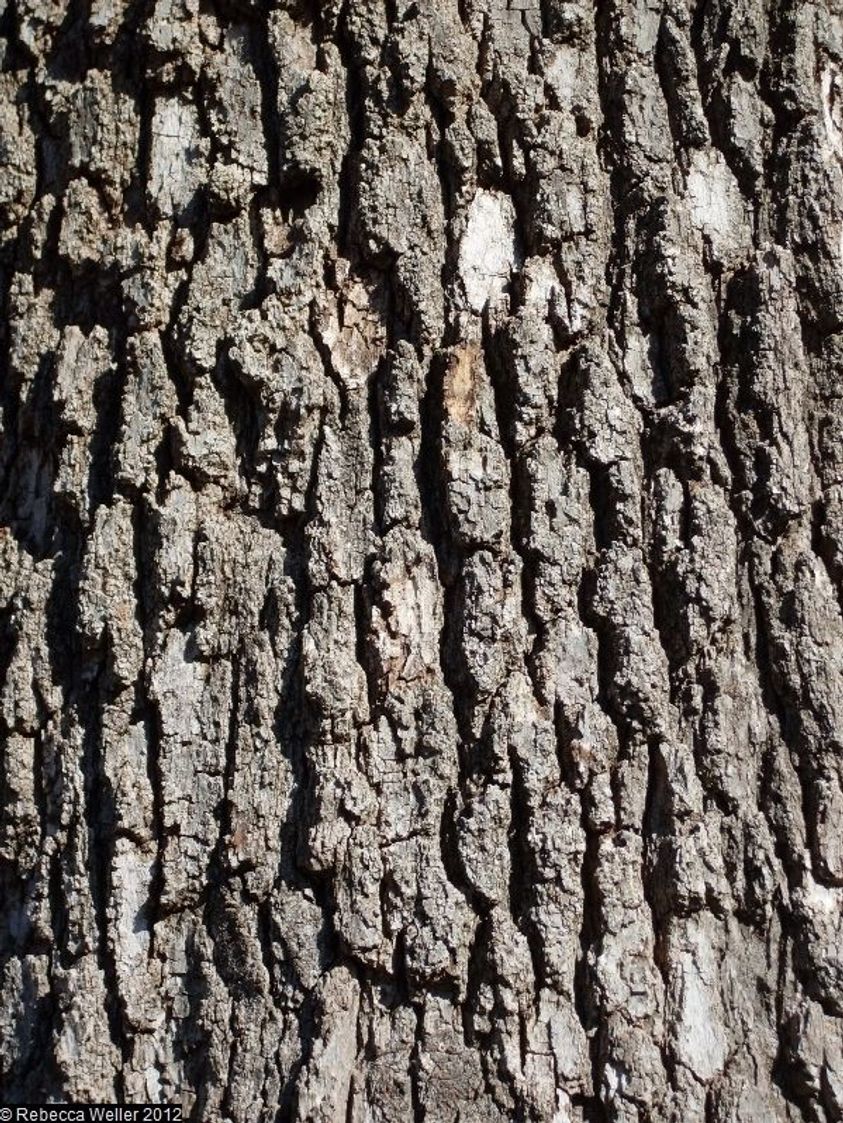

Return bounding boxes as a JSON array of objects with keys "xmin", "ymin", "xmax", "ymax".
[{"xmin": 2, "ymin": 0, "xmax": 843, "ymax": 1119}]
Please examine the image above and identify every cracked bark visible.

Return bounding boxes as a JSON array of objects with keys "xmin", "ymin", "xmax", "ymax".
[{"xmin": 2, "ymin": 1, "xmax": 843, "ymax": 1120}]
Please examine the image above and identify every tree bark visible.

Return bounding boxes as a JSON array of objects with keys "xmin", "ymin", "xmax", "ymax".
[{"xmin": 2, "ymin": 0, "xmax": 843, "ymax": 1119}]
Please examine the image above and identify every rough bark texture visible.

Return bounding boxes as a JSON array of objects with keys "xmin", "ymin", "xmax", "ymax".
[{"xmin": 2, "ymin": 0, "xmax": 843, "ymax": 1119}]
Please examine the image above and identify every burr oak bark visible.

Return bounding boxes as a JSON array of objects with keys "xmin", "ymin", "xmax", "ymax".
[{"xmin": 2, "ymin": 0, "xmax": 843, "ymax": 1120}]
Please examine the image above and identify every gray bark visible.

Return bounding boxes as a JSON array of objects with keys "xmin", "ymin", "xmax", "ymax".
[{"xmin": 1, "ymin": 0, "xmax": 843, "ymax": 1119}]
